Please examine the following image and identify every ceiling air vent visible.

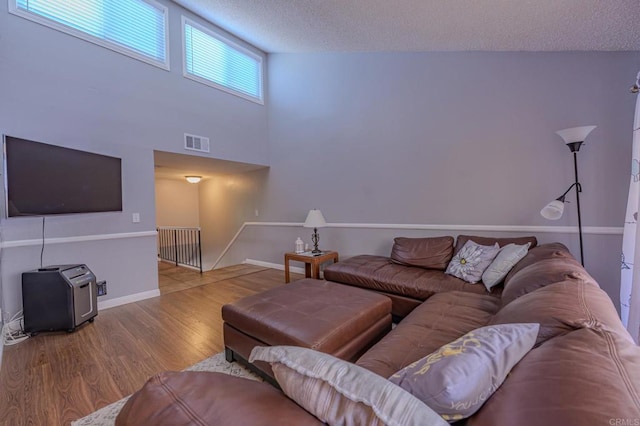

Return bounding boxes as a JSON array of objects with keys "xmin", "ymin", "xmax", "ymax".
[{"xmin": 184, "ymin": 133, "xmax": 210, "ymax": 153}]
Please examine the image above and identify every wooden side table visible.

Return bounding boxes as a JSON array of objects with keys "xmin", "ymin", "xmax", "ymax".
[{"xmin": 284, "ymin": 251, "xmax": 339, "ymax": 283}]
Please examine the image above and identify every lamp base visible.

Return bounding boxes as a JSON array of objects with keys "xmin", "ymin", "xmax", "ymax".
[{"xmin": 311, "ymin": 228, "xmax": 321, "ymax": 254}]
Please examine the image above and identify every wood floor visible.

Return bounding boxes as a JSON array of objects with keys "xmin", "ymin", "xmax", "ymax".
[{"xmin": 0, "ymin": 263, "xmax": 300, "ymax": 426}]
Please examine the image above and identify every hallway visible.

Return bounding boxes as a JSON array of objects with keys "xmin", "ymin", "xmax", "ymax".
[{"xmin": 157, "ymin": 261, "xmax": 273, "ymax": 295}]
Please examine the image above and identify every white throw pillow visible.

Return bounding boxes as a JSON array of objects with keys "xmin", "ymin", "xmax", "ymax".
[
  {"xmin": 481, "ymin": 243, "xmax": 531, "ymax": 291},
  {"xmin": 250, "ymin": 345, "xmax": 449, "ymax": 426}
]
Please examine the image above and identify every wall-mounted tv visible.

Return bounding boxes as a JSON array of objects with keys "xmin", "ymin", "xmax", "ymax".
[{"xmin": 3, "ymin": 135, "xmax": 123, "ymax": 217}]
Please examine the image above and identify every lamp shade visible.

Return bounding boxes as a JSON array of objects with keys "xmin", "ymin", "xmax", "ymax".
[
  {"xmin": 540, "ymin": 199, "xmax": 565, "ymax": 220},
  {"xmin": 303, "ymin": 209, "xmax": 327, "ymax": 228},
  {"xmin": 555, "ymin": 126, "xmax": 596, "ymax": 144},
  {"xmin": 185, "ymin": 176, "xmax": 202, "ymax": 183}
]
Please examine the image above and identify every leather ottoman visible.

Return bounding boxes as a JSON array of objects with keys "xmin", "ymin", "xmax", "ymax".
[{"xmin": 222, "ymin": 279, "xmax": 392, "ymax": 381}]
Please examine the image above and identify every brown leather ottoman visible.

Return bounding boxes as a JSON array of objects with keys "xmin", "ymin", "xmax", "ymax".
[{"xmin": 222, "ymin": 279, "xmax": 392, "ymax": 381}]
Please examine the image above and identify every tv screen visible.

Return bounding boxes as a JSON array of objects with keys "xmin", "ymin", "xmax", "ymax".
[{"xmin": 4, "ymin": 136, "xmax": 123, "ymax": 217}]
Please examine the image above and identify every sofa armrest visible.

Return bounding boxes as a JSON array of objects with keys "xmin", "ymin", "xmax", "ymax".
[{"xmin": 116, "ymin": 371, "xmax": 323, "ymax": 426}]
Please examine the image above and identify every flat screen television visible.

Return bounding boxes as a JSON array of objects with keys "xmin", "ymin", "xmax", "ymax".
[{"xmin": 3, "ymin": 135, "xmax": 123, "ymax": 217}]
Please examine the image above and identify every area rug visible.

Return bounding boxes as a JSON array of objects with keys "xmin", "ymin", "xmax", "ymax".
[{"xmin": 71, "ymin": 353, "xmax": 261, "ymax": 426}]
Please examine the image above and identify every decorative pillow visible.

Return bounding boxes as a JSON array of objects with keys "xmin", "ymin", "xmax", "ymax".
[
  {"xmin": 445, "ymin": 240, "xmax": 500, "ymax": 283},
  {"xmin": 453, "ymin": 235, "xmax": 537, "ymax": 255},
  {"xmin": 481, "ymin": 243, "xmax": 531, "ymax": 291},
  {"xmin": 390, "ymin": 236, "xmax": 454, "ymax": 270},
  {"xmin": 389, "ymin": 323, "xmax": 540, "ymax": 423},
  {"xmin": 249, "ymin": 346, "xmax": 449, "ymax": 426}
]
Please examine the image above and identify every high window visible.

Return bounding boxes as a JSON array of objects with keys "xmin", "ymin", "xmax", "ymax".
[
  {"xmin": 10, "ymin": 0, "xmax": 169, "ymax": 69},
  {"xmin": 183, "ymin": 18, "xmax": 264, "ymax": 104}
]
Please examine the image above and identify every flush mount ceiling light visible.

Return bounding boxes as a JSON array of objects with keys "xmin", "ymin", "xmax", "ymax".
[{"xmin": 185, "ymin": 176, "xmax": 202, "ymax": 184}]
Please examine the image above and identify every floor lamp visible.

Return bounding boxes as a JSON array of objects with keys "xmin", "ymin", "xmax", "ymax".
[{"xmin": 540, "ymin": 125, "xmax": 596, "ymax": 265}]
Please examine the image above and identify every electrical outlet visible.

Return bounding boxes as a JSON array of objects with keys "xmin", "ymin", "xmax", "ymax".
[
  {"xmin": 254, "ymin": 209, "xmax": 259, "ymax": 217},
  {"xmin": 97, "ymin": 280, "xmax": 107, "ymax": 296},
  {"xmin": 132, "ymin": 213, "xmax": 140, "ymax": 223}
]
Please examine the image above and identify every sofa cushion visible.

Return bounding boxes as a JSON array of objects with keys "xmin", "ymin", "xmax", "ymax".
[
  {"xmin": 467, "ymin": 327, "xmax": 640, "ymax": 426},
  {"xmin": 324, "ymin": 255, "xmax": 491, "ymax": 304},
  {"xmin": 250, "ymin": 346, "xmax": 449, "ymax": 426},
  {"xmin": 115, "ymin": 371, "xmax": 323, "ymax": 426},
  {"xmin": 491, "ymin": 280, "xmax": 632, "ymax": 346},
  {"xmin": 481, "ymin": 243, "xmax": 531, "ymax": 291},
  {"xmin": 356, "ymin": 291, "xmax": 500, "ymax": 379},
  {"xmin": 503, "ymin": 242, "xmax": 573, "ymax": 285},
  {"xmin": 445, "ymin": 241, "xmax": 500, "ymax": 283},
  {"xmin": 390, "ymin": 236, "xmax": 454, "ymax": 270},
  {"xmin": 501, "ymin": 256, "xmax": 597, "ymax": 306},
  {"xmin": 453, "ymin": 235, "xmax": 537, "ymax": 255},
  {"xmin": 389, "ymin": 323, "xmax": 539, "ymax": 422}
]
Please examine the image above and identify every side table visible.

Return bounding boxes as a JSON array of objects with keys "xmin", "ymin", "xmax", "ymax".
[{"xmin": 284, "ymin": 251, "xmax": 339, "ymax": 283}]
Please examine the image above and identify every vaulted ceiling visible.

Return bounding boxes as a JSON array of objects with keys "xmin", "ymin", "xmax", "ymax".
[{"xmin": 173, "ymin": 0, "xmax": 640, "ymax": 53}]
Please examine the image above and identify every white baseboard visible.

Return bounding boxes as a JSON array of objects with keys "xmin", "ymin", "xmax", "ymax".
[
  {"xmin": 97, "ymin": 289, "xmax": 161, "ymax": 311},
  {"xmin": 244, "ymin": 258, "xmax": 331, "ymax": 280},
  {"xmin": 244, "ymin": 259, "xmax": 305, "ymax": 275}
]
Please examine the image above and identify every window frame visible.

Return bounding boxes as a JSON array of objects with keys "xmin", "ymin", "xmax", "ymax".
[
  {"xmin": 181, "ymin": 16, "xmax": 264, "ymax": 105},
  {"xmin": 8, "ymin": 0, "xmax": 170, "ymax": 70}
]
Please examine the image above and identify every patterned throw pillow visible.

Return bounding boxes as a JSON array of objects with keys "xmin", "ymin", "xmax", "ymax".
[
  {"xmin": 389, "ymin": 323, "xmax": 539, "ymax": 423},
  {"xmin": 481, "ymin": 243, "xmax": 531, "ymax": 291},
  {"xmin": 249, "ymin": 345, "xmax": 449, "ymax": 426},
  {"xmin": 445, "ymin": 240, "xmax": 500, "ymax": 283}
]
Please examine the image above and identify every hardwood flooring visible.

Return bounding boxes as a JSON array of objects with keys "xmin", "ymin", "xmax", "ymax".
[
  {"xmin": 158, "ymin": 261, "xmax": 270, "ymax": 295},
  {"xmin": 0, "ymin": 263, "xmax": 300, "ymax": 426}
]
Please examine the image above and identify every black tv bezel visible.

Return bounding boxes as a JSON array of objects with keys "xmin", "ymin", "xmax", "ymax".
[{"xmin": 3, "ymin": 135, "xmax": 123, "ymax": 218}]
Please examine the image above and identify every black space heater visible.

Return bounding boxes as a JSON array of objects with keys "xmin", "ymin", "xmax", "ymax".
[{"xmin": 22, "ymin": 264, "xmax": 98, "ymax": 334}]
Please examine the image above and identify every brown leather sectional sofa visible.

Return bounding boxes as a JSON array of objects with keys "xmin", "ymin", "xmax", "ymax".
[
  {"xmin": 323, "ymin": 234, "xmax": 538, "ymax": 318},
  {"xmin": 117, "ymin": 238, "xmax": 640, "ymax": 425}
]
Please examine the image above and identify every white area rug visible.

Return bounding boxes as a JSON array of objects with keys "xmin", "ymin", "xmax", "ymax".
[{"xmin": 71, "ymin": 353, "xmax": 261, "ymax": 426}]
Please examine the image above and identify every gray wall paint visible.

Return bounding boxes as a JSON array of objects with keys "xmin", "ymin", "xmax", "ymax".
[
  {"xmin": 199, "ymin": 168, "xmax": 268, "ymax": 270},
  {"xmin": 0, "ymin": 0, "xmax": 268, "ymax": 320},
  {"xmin": 263, "ymin": 52, "xmax": 637, "ymax": 225},
  {"xmin": 226, "ymin": 51, "xmax": 640, "ymax": 307}
]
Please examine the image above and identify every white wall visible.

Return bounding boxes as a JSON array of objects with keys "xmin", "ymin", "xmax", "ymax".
[
  {"xmin": 0, "ymin": 0, "xmax": 268, "ymax": 320},
  {"xmin": 155, "ymin": 179, "xmax": 200, "ymax": 228}
]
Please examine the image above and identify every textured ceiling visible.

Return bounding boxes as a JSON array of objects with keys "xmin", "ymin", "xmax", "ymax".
[{"xmin": 173, "ymin": 0, "xmax": 640, "ymax": 53}]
